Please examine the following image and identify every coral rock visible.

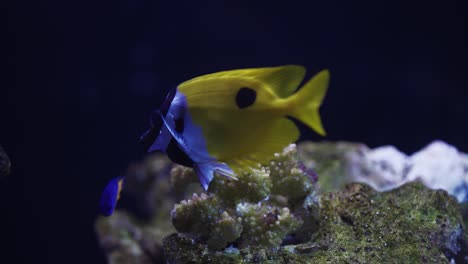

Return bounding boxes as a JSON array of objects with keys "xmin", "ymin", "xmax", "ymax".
[{"xmin": 95, "ymin": 211, "xmax": 171, "ymax": 264}]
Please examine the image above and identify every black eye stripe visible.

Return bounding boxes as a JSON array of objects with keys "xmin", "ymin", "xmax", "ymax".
[
  {"xmin": 235, "ymin": 87, "xmax": 256, "ymax": 109},
  {"xmin": 174, "ymin": 117, "xmax": 184, "ymax": 133},
  {"xmin": 167, "ymin": 138, "xmax": 194, "ymax": 167}
]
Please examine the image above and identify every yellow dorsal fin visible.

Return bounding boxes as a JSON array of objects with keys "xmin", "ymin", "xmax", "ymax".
[{"xmin": 183, "ymin": 65, "xmax": 306, "ymax": 98}]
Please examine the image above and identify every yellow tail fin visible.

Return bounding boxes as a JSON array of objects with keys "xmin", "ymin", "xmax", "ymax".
[{"xmin": 288, "ymin": 69, "xmax": 329, "ymax": 136}]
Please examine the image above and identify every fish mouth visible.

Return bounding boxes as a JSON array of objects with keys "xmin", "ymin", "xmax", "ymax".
[{"xmin": 159, "ymin": 87, "xmax": 177, "ymax": 116}]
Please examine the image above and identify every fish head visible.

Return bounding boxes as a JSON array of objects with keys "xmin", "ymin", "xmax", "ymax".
[{"xmin": 140, "ymin": 88, "xmax": 177, "ymax": 153}]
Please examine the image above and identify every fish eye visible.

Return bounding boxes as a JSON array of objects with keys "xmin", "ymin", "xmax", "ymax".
[{"xmin": 235, "ymin": 87, "xmax": 256, "ymax": 109}]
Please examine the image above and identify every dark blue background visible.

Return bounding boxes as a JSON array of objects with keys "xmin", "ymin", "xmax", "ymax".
[{"xmin": 2, "ymin": 0, "xmax": 467, "ymax": 263}]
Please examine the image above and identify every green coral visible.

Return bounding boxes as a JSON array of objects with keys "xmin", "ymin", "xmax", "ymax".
[
  {"xmin": 169, "ymin": 144, "xmax": 314, "ymax": 250},
  {"xmin": 269, "ymin": 144, "xmax": 315, "ymax": 203},
  {"xmin": 210, "ymin": 167, "xmax": 271, "ymax": 206},
  {"xmin": 207, "ymin": 211, "xmax": 243, "ymax": 250},
  {"xmin": 171, "ymin": 193, "xmax": 243, "ymax": 249},
  {"xmin": 236, "ymin": 203, "xmax": 303, "ymax": 248},
  {"xmin": 170, "ymin": 166, "xmax": 199, "ymax": 194}
]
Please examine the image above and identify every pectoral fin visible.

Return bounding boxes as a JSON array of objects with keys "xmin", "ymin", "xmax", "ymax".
[{"xmin": 194, "ymin": 162, "xmax": 236, "ymax": 191}]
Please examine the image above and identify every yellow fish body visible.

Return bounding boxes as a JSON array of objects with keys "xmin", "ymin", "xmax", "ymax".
[{"xmin": 141, "ymin": 65, "xmax": 329, "ymax": 190}]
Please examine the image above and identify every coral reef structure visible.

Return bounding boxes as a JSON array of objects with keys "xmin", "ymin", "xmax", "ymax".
[
  {"xmin": 165, "ymin": 182, "xmax": 467, "ymax": 263},
  {"xmin": 95, "ymin": 141, "xmax": 468, "ymax": 264}
]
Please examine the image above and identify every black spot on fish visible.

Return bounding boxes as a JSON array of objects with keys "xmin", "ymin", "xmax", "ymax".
[
  {"xmin": 166, "ymin": 138, "xmax": 194, "ymax": 167},
  {"xmin": 235, "ymin": 87, "xmax": 256, "ymax": 109},
  {"xmin": 174, "ymin": 117, "xmax": 184, "ymax": 133}
]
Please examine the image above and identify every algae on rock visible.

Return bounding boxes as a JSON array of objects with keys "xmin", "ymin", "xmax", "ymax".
[{"xmin": 311, "ymin": 182, "xmax": 466, "ymax": 263}]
